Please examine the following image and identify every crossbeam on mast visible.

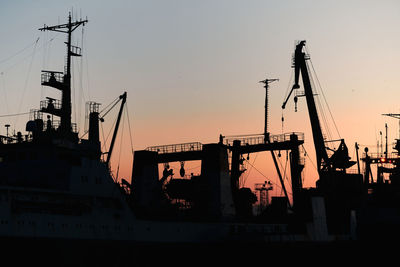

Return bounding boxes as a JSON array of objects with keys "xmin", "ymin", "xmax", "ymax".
[
  {"xmin": 39, "ymin": 16, "xmax": 88, "ymax": 33},
  {"xmin": 38, "ymin": 13, "xmax": 88, "ymax": 136}
]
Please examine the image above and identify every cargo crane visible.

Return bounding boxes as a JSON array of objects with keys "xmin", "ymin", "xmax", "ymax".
[
  {"xmin": 282, "ymin": 41, "xmax": 356, "ymax": 174},
  {"xmin": 282, "ymin": 40, "xmax": 363, "ymax": 235}
]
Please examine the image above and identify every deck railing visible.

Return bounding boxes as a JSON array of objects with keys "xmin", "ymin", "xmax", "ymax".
[{"xmin": 146, "ymin": 142, "xmax": 203, "ymax": 154}]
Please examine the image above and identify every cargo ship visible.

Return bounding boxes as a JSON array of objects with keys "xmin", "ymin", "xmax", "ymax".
[{"xmin": 2, "ymin": 15, "xmax": 397, "ymax": 260}]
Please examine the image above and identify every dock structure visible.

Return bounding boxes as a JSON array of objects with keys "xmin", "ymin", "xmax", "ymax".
[{"xmin": 132, "ymin": 132, "xmax": 305, "ymax": 220}]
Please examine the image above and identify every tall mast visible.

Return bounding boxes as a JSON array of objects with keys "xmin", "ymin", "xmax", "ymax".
[
  {"xmin": 39, "ymin": 13, "xmax": 88, "ymax": 136},
  {"xmin": 382, "ymin": 113, "xmax": 400, "ymax": 139},
  {"xmin": 259, "ymin": 78, "xmax": 278, "ymax": 142}
]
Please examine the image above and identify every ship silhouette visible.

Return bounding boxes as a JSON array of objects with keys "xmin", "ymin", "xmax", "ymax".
[{"xmin": 1, "ymin": 13, "xmax": 399, "ymax": 265}]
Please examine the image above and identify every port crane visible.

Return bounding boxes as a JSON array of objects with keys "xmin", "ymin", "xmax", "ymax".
[
  {"xmin": 282, "ymin": 41, "xmax": 355, "ymax": 174},
  {"xmin": 281, "ymin": 40, "xmax": 364, "ymax": 234}
]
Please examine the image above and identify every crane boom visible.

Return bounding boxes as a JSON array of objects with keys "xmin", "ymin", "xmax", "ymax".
[
  {"xmin": 106, "ymin": 92, "xmax": 127, "ymax": 167},
  {"xmin": 283, "ymin": 41, "xmax": 355, "ymax": 172},
  {"xmin": 293, "ymin": 41, "xmax": 329, "ymax": 172}
]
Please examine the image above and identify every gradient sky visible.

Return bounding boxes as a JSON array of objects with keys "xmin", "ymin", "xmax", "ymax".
[{"xmin": 1, "ymin": 0, "xmax": 400, "ymax": 198}]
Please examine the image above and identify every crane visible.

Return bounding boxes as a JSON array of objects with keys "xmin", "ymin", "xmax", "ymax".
[
  {"xmin": 282, "ymin": 40, "xmax": 355, "ymax": 173},
  {"xmin": 100, "ymin": 92, "xmax": 127, "ymax": 167}
]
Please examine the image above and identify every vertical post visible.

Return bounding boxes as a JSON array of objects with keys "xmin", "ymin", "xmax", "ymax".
[
  {"xmin": 364, "ymin": 148, "xmax": 371, "ymax": 185},
  {"xmin": 5, "ymin": 124, "xmax": 10, "ymax": 138},
  {"xmin": 355, "ymin": 142, "xmax": 360, "ymax": 175},
  {"xmin": 61, "ymin": 13, "xmax": 72, "ymax": 134},
  {"xmin": 259, "ymin": 78, "xmax": 278, "ymax": 143},
  {"xmin": 385, "ymin": 123, "xmax": 388, "ymax": 159},
  {"xmin": 289, "ymin": 134, "xmax": 302, "ymax": 209},
  {"xmin": 264, "ymin": 83, "xmax": 268, "ymax": 142},
  {"xmin": 231, "ymin": 140, "xmax": 241, "ymax": 191}
]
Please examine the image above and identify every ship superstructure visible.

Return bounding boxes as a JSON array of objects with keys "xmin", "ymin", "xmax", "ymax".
[{"xmin": 0, "ymin": 13, "xmax": 137, "ymax": 242}]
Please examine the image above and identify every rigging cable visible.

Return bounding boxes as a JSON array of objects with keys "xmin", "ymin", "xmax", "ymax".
[
  {"xmin": 84, "ymin": 28, "xmax": 91, "ymax": 102},
  {"xmin": 0, "ymin": 38, "xmax": 40, "ymax": 65},
  {"xmin": 241, "ymin": 152, "xmax": 258, "ymax": 188},
  {"xmin": 281, "ymin": 68, "xmax": 294, "ymax": 134},
  {"xmin": 305, "ymin": 60, "xmax": 332, "ymax": 143},
  {"xmin": 0, "ymin": 37, "xmax": 60, "ymax": 75},
  {"xmin": 0, "ymin": 111, "xmax": 30, "ymax": 118},
  {"xmin": 102, "ymin": 115, "xmax": 118, "ymax": 153},
  {"xmin": 100, "ymin": 121, "xmax": 106, "ymax": 160},
  {"xmin": 274, "ymin": 150, "xmax": 291, "ymax": 195},
  {"xmin": 125, "ymin": 103, "xmax": 134, "ymax": 155},
  {"xmin": 99, "ymin": 96, "xmax": 120, "ymax": 118},
  {"xmin": 301, "ymin": 144, "xmax": 317, "ymax": 171},
  {"xmin": 282, "ymin": 69, "xmax": 294, "ymax": 105},
  {"xmin": 15, "ymin": 38, "xmax": 40, "ymax": 128},
  {"xmin": 41, "ymin": 31, "xmax": 55, "ymax": 100},
  {"xmin": 313, "ymin": 70, "xmax": 333, "ymax": 145},
  {"xmin": 306, "ymin": 46, "xmax": 341, "ymax": 140},
  {"xmin": 245, "ymin": 158, "xmax": 292, "ymax": 197},
  {"xmin": 0, "ymin": 72, "xmax": 9, "ymax": 114}
]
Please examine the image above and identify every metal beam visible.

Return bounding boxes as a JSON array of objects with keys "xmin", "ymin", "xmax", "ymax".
[{"xmin": 228, "ymin": 140, "xmax": 303, "ymax": 154}]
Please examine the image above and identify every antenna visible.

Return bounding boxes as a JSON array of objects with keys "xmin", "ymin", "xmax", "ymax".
[
  {"xmin": 5, "ymin": 124, "xmax": 10, "ymax": 138},
  {"xmin": 382, "ymin": 113, "xmax": 400, "ymax": 139},
  {"xmin": 39, "ymin": 13, "xmax": 88, "ymax": 136},
  {"xmin": 259, "ymin": 78, "xmax": 279, "ymax": 142}
]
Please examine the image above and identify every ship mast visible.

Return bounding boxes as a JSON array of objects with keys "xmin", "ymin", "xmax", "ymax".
[
  {"xmin": 39, "ymin": 13, "xmax": 88, "ymax": 137},
  {"xmin": 259, "ymin": 78, "xmax": 278, "ymax": 142}
]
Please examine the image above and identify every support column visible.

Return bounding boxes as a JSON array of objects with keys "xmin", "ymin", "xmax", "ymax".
[{"xmin": 289, "ymin": 134, "xmax": 303, "ymax": 210}]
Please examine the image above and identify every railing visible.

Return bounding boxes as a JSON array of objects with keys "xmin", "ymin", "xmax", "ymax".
[
  {"xmin": 44, "ymin": 120, "xmax": 78, "ymax": 133},
  {"xmin": 86, "ymin": 101, "xmax": 100, "ymax": 113},
  {"xmin": 361, "ymin": 152, "xmax": 399, "ymax": 159},
  {"xmin": 40, "ymin": 99, "xmax": 62, "ymax": 111},
  {"xmin": 224, "ymin": 132, "xmax": 304, "ymax": 146},
  {"xmin": 29, "ymin": 109, "xmax": 43, "ymax": 121},
  {"xmin": 146, "ymin": 142, "xmax": 203, "ymax": 154},
  {"xmin": 41, "ymin": 71, "xmax": 64, "ymax": 85}
]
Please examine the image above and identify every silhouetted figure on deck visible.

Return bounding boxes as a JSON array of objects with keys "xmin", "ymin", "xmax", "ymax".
[
  {"xmin": 49, "ymin": 72, "xmax": 56, "ymax": 83},
  {"xmin": 47, "ymin": 99, "xmax": 54, "ymax": 111},
  {"xmin": 46, "ymin": 115, "xmax": 52, "ymax": 131}
]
